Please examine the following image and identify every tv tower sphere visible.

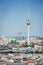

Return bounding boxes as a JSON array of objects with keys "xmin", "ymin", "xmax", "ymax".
[
  {"xmin": 27, "ymin": 19, "xmax": 30, "ymax": 44},
  {"xmin": 27, "ymin": 19, "xmax": 30, "ymax": 25}
]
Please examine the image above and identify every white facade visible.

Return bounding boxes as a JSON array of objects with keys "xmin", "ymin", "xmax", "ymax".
[{"xmin": 27, "ymin": 19, "xmax": 30, "ymax": 44}]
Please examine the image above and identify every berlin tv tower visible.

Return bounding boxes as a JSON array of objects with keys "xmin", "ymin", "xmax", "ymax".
[{"xmin": 27, "ymin": 19, "xmax": 30, "ymax": 44}]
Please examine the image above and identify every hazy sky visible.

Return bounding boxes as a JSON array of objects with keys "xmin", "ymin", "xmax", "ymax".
[{"xmin": 0, "ymin": 0, "xmax": 43, "ymax": 36}]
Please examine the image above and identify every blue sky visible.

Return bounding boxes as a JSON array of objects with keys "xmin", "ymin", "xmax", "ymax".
[{"xmin": 0, "ymin": 0, "xmax": 43, "ymax": 36}]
